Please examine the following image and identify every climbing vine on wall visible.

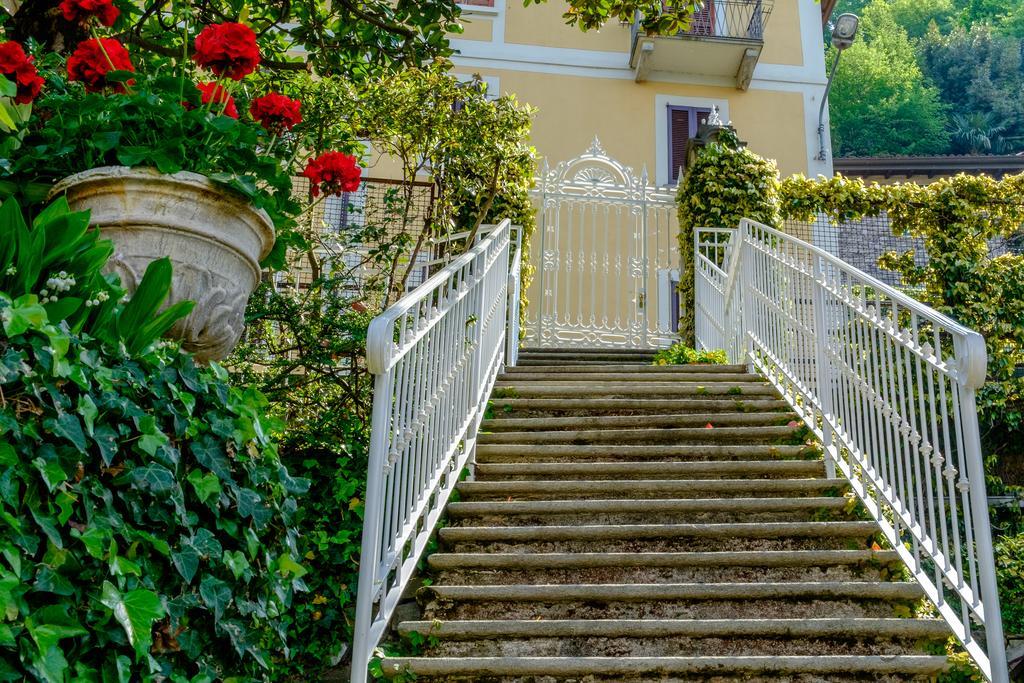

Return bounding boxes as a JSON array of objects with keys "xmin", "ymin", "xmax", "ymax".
[{"xmin": 675, "ymin": 129, "xmax": 780, "ymax": 346}]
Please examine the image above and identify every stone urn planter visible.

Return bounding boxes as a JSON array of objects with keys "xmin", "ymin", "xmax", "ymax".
[{"xmin": 50, "ymin": 166, "xmax": 275, "ymax": 362}]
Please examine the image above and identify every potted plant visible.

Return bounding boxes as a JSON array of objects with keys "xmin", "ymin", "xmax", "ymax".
[{"xmin": 0, "ymin": 7, "xmax": 363, "ymax": 360}]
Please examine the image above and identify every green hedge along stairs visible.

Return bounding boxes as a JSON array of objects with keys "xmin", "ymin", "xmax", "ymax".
[{"xmin": 378, "ymin": 347, "xmax": 953, "ymax": 681}]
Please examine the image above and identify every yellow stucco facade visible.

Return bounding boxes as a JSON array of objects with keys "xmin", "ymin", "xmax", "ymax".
[{"xmin": 451, "ymin": 0, "xmax": 835, "ymax": 184}]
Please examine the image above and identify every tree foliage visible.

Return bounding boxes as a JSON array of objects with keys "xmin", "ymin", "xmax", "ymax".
[
  {"xmin": 830, "ymin": 0, "xmax": 1024, "ymax": 156},
  {"xmin": 827, "ymin": 1, "xmax": 951, "ymax": 157}
]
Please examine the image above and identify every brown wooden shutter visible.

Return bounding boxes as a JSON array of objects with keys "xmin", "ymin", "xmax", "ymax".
[{"xmin": 669, "ymin": 108, "xmax": 691, "ymax": 184}]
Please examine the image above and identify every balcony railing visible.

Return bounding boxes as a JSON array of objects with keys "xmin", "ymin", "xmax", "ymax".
[{"xmin": 633, "ymin": 0, "xmax": 774, "ymax": 44}]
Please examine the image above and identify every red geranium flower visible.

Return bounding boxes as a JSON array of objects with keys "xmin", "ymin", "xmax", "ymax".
[
  {"xmin": 60, "ymin": 0, "xmax": 119, "ymax": 27},
  {"xmin": 249, "ymin": 92, "xmax": 301, "ymax": 134},
  {"xmin": 0, "ymin": 41, "xmax": 43, "ymax": 104},
  {"xmin": 67, "ymin": 38, "xmax": 134, "ymax": 93},
  {"xmin": 196, "ymin": 81, "xmax": 238, "ymax": 118},
  {"xmin": 192, "ymin": 22, "xmax": 260, "ymax": 81},
  {"xmin": 302, "ymin": 152, "xmax": 362, "ymax": 197}
]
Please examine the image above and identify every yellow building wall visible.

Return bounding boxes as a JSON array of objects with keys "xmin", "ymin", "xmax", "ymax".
[
  {"xmin": 459, "ymin": 0, "xmax": 808, "ymax": 64},
  {"xmin": 504, "ymin": 1, "xmax": 632, "ymax": 53},
  {"xmin": 488, "ymin": 68, "xmax": 809, "ymax": 180}
]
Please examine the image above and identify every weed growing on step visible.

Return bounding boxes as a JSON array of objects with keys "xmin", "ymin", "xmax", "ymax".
[
  {"xmin": 652, "ymin": 342, "xmax": 728, "ymax": 365},
  {"xmin": 491, "ymin": 387, "xmax": 519, "ymax": 399},
  {"xmin": 727, "ymin": 386, "xmax": 744, "ymax": 395}
]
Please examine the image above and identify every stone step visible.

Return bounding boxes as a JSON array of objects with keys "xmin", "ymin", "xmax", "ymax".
[
  {"xmin": 455, "ymin": 478, "xmax": 847, "ymax": 500},
  {"xmin": 492, "ymin": 382, "xmax": 779, "ymax": 398},
  {"xmin": 427, "ymin": 549, "xmax": 900, "ymax": 571},
  {"xmin": 488, "ymin": 397, "xmax": 791, "ymax": 417},
  {"xmin": 519, "ymin": 347, "xmax": 659, "ymax": 357},
  {"xmin": 403, "ymin": 621, "xmax": 949, "ymax": 659},
  {"xmin": 498, "ymin": 372, "xmax": 764, "ymax": 383},
  {"xmin": 398, "ymin": 617, "xmax": 944, "ymax": 641},
  {"xmin": 439, "ymin": 521, "xmax": 879, "ymax": 545},
  {"xmin": 505, "ymin": 363, "xmax": 749, "ymax": 374},
  {"xmin": 418, "ymin": 582, "xmax": 924, "ymax": 604},
  {"xmin": 475, "ymin": 443, "xmax": 815, "ymax": 463},
  {"xmin": 472, "ymin": 460, "xmax": 824, "ymax": 481},
  {"xmin": 446, "ymin": 496, "xmax": 848, "ymax": 521},
  {"xmin": 477, "ymin": 425, "xmax": 801, "ymax": 445},
  {"xmin": 378, "ymin": 655, "xmax": 949, "ymax": 679},
  {"xmin": 481, "ymin": 412, "xmax": 797, "ymax": 432}
]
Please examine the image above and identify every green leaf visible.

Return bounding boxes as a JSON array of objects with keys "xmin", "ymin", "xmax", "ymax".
[
  {"xmin": 276, "ymin": 554, "xmax": 307, "ymax": 579},
  {"xmin": 99, "ymin": 581, "xmax": 164, "ymax": 658},
  {"xmin": 92, "ymin": 131, "xmax": 122, "ymax": 153},
  {"xmin": 77, "ymin": 394, "xmax": 98, "ymax": 436},
  {"xmin": 172, "ymin": 545, "xmax": 199, "ymax": 584},
  {"xmin": 1, "ymin": 296, "xmax": 46, "ymax": 336},
  {"xmin": 223, "ymin": 550, "xmax": 249, "ymax": 581},
  {"xmin": 50, "ymin": 412, "xmax": 86, "ymax": 451},
  {"xmin": 129, "ymin": 463, "xmax": 176, "ymax": 495},
  {"xmin": 0, "ymin": 76, "xmax": 16, "ymax": 99},
  {"xmin": 186, "ymin": 469, "xmax": 221, "ymax": 505},
  {"xmin": 198, "ymin": 575, "xmax": 230, "ymax": 623}
]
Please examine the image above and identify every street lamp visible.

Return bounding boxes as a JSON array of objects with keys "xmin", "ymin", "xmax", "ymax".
[{"xmin": 817, "ymin": 13, "xmax": 860, "ymax": 161}]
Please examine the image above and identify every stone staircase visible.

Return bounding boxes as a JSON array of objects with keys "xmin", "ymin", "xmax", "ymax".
[{"xmin": 380, "ymin": 348, "xmax": 951, "ymax": 681}]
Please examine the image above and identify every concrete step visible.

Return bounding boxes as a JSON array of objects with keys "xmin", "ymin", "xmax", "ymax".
[
  {"xmin": 427, "ymin": 549, "xmax": 900, "ymax": 571},
  {"xmin": 519, "ymin": 347, "xmax": 658, "ymax": 358},
  {"xmin": 446, "ymin": 497, "xmax": 849, "ymax": 524},
  {"xmin": 477, "ymin": 425, "xmax": 801, "ymax": 446},
  {"xmin": 475, "ymin": 443, "xmax": 816, "ymax": 463},
  {"xmin": 418, "ymin": 582, "xmax": 924, "ymax": 604},
  {"xmin": 492, "ymin": 382, "xmax": 779, "ymax": 398},
  {"xmin": 505, "ymin": 363, "xmax": 748, "ymax": 374},
  {"xmin": 448, "ymin": 497, "xmax": 847, "ymax": 518},
  {"xmin": 455, "ymin": 478, "xmax": 848, "ymax": 501},
  {"xmin": 378, "ymin": 655, "xmax": 950, "ymax": 679},
  {"xmin": 498, "ymin": 372, "xmax": 764, "ymax": 383},
  {"xmin": 401, "ymin": 619, "xmax": 950, "ymax": 659},
  {"xmin": 471, "ymin": 461, "xmax": 824, "ymax": 482},
  {"xmin": 428, "ymin": 549, "xmax": 904, "ymax": 586},
  {"xmin": 481, "ymin": 412, "xmax": 797, "ymax": 432},
  {"xmin": 398, "ymin": 617, "xmax": 944, "ymax": 640},
  {"xmin": 487, "ymin": 397, "xmax": 792, "ymax": 417},
  {"xmin": 439, "ymin": 521, "xmax": 879, "ymax": 544}
]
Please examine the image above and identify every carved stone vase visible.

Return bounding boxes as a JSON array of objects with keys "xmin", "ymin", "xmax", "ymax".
[{"xmin": 50, "ymin": 166, "xmax": 275, "ymax": 362}]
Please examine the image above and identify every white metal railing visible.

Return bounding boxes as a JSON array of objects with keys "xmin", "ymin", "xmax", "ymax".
[
  {"xmin": 351, "ymin": 220, "xmax": 520, "ymax": 682},
  {"xmin": 695, "ymin": 219, "xmax": 1008, "ymax": 682}
]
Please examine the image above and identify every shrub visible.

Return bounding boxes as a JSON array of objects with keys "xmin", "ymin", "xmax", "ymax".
[
  {"xmin": 995, "ymin": 532, "xmax": 1024, "ymax": 634},
  {"xmin": 652, "ymin": 343, "xmax": 728, "ymax": 366},
  {"xmin": 676, "ymin": 128, "xmax": 780, "ymax": 346},
  {"xmin": 0, "ymin": 198, "xmax": 307, "ymax": 681}
]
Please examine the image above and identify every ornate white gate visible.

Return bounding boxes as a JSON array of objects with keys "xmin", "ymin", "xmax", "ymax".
[{"xmin": 525, "ymin": 138, "xmax": 680, "ymax": 349}]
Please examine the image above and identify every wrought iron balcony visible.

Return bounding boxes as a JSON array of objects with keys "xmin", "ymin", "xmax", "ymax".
[{"xmin": 629, "ymin": 0, "xmax": 774, "ymax": 89}]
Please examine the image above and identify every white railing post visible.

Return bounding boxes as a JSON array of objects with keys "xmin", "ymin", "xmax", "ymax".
[
  {"xmin": 811, "ymin": 253, "xmax": 837, "ymax": 479},
  {"xmin": 506, "ymin": 225, "xmax": 523, "ymax": 368},
  {"xmin": 350, "ymin": 367, "xmax": 393, "ymax": 683}
]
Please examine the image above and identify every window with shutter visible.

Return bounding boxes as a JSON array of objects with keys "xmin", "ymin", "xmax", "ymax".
[{"xmin": 667, "ymin": 106, "xmax": 711, "ymax": 184}]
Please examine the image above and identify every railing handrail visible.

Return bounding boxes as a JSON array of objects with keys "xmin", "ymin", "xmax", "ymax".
[
  {"xmin": 366, "ymin": 220, "xmax": 513, "ymax": 374},
  {"xmin": 352, "ymin": 219, "xmax": 519, "ymax": 683},
  {"xmin": 739, "ymin": 220, "xmax": 988, "ymax": 388},
  {"xmin": 695, "ymin": 218, "xmax": 1008, "ymax": 682}
]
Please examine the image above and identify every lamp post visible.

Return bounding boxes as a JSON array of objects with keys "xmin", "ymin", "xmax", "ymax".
[{"xmin": 817, "ymin": 13, "xmax": 860, "ymax": 161}]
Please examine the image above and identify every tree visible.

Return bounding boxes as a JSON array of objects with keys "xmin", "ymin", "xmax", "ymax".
[
  {"xmin": 919, "ymin": 24, "xmax": 1024, "ymax": 152},
  {"xmin": 828, "ymin": 1, "xmax": 951, "ymax": 156},
  {"xmin": 951, "ymin": 112, "xmax": 1011, "ymax": 153},
  {"xmin": 6, "ymin": 0, "xmax": 464, "ymax": 78},
  {"xmin": 526, "ymin": 0, "xmax": 702, "ymax": 34}
]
